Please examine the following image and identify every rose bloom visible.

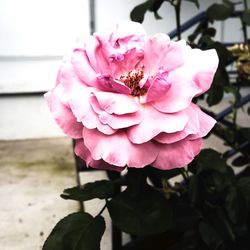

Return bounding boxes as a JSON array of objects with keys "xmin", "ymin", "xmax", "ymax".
[{"xmin": 45, "ymin": 21, "xmax": 218, "ymax": 171}]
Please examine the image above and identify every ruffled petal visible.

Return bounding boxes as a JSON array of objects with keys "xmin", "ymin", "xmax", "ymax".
[
  {"xmin": 96, "ymin": 21, "xmax": 146, "ymax": 76},
  {"xmin": 152, "ymin": 68, "xmax": 200, "ymax": 113},
  {"xmin": 74, "ymin": 139, "xmax": 125, "ymax": 172},
  {"xmin": 154, "ymin": 104, "xmax": 215, "ymax": 143},
  {"xmin": 152, "ymin": 138, "xmax": 202, "ymax": 170},
  {"xmin": 93, "ymin": 91, "xmax": 139, "ymax": 114},
  {"xmin": 189, "ymin": 107, "xmax": 216, "ymax": 139},
  {"xmin": 154, "ymin": 104, "xmax": 199, "ymax": 143},
  {"xmin": 59, "ymin": 74, "xmax": 116, "ymax": 135},
  {"xmin": 151, "ymin": 47, "xmax": 218, "ymax": 113},
  {"xmin": 83, "ymin": 128, "xmax": 158, "ymax": 168},
  {"xmin": 145, "ymin": 71, "xmax": 171, "ymax": 103},
  {"xmin": 44, "ymin": 86, "xmax": 83, "ymax": 139},
  {"xmin": 85, "ymin": 35, "xmax": 110, "ymax": 74},
  {"xmin": 71, "ymin": 48, "xmax": 98, "ymax": 87},
  {"xmin": 186, "ymin": 48, "xmax": 219, "ymax": 95},
  {"xmin": 90, "ymin": 95, "xmax": 143, "ymax": 129},
  {"xmin": 143, "ymin": 34, "xmax": 185, "ymax": 75},
  {"xmin": 127, "ymin": 105, "xmax": 188, "ymax": 144},
  {"xmin": 99, "ymin": 111, "xmax": 143, "ymax": 129},
  {"xmin": 96, "ymin": 74, "xmax": 131, "ymax": 94}
]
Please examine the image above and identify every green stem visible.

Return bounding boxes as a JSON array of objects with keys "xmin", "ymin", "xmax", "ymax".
[
  {"xmin": 180, "ymin": 168, "xmax": 189, "ymax": 183},
  {"xmin": 242, "ymin": 0, "xmax": 249, "ymax": 45},
  {"xmin": 96, "ymin": 201, "xmax": 107, "ymax": 217},
  {"xmin": 126, "ymin": 168, "xmax": 147, "ymax": 194},
  {"xmin": 174, "ymin": 0, "xmax": 182, "ymax": 40}
]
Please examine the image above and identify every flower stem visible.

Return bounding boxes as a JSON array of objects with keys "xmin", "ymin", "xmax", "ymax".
[
  {"xmin": 96, "ymin": 201, "xmax": 108, "ymax": 217},
  {"xmin": 242, "ymin": 0, "xmax": 249, "ymax": 45},
  {"xmin": 180, "ymin": 168, "xmax": 189, "ymax": 183},
  {"xmin": 174, "ymin": 0, "xmax": 182, "ymax": 40}
]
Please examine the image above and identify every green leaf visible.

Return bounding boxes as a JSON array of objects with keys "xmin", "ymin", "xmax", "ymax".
[
  {"xmin": 212, "ymin": 207, "xmax": 235, "ymax": 242},
  {"xmin": 189, "ymin": 175, "xmax": 204, "ymax": 204},
  {"xmin": 189, "ymin": 149, "xmax": 228, "ymax": 175},
  {"xmin": 247, "ymin": 106, "xmax": 250, "ymax": 116},
  {"xmin": 224, "ymin": 85, "xmax": 241, "ymax": 104},
  {"xmin": 43, "ymin": 212, "xmax": 105, "ymax": 250},
  {"xmin": 212, "ymin": 42, "xmax": 233, "ymax": 67},
  {"xmin": 206, "ymin": 3, "xmax": 234, "ymax": 21},
  {"xmin": 149, "ymin": 0, "xmax": 164, "ymax": 19},
  {"xmin": 107, "ymin": 185, "xmax": 173, "ymax": 235},
  {"xmin": 239, "ymin": 127, "xmax": 250, "ymax": 140},
  {"xmin": 198, "ymin": 34, "xmax": 214, "ymax": 48},
  {"xmin": 185, "ymin": 0, "xmax": 200, "ymax": 8},
  {"xmin": 171, "ymin": 203, "xmax": 200, "ymax": 232},
  {"xmin": 243, "ymin": 10, "xmax": 250, "ymax": 25},
  {"xmin": 225, "ymin": 187, "xmax": 248, "ymax": 224},
  {"xmin": 232, "ymin": 155, "xmax": 249, "ymax": 167},
  {"xmin": 237, "ymin": 177, "xmax": 250, "ymax": 212},
  {"xmin": 206, "ymin": 67, "xmax": 229, "ymax": 106},
  {"xmin": 147, "ymin": 166, "xmax": 182, "ymax": 181},
  {"xmin": 130, "ymin": 0, "xmax": 153, "ymax": 23},
  {"xmin": 206, "ymin": 83, "xmax": 224, "ymax": 106},
  {"xmin": 203, "ymin": 27, "xmax": 216, "ymax": 37},
  {"xmin": 61, "ymin": 180, "xmax": 115, "ymax": 201},
  {"xmin": 199, "ymin": 220, "xmax": 223, "ymax": 249}
]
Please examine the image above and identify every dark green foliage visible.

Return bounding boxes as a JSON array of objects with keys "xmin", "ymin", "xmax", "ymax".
[
  {"xmin": 242, "ymin": 9, "xmax": 250, "ymax": 25},
  {"xmin": 60, "ymin": 180, "xmax": 115, "ymax": 201},
  {"xmin": 188, "ymin": 149, "xmax": 228, "ymax": 175},
  {"xmin": 43, "ymin": 212, "xmax": 105, "ymax": 250},
  {"xmin": 130, "ymin": 0, "xmax": 153, "ymax": 23},
  {"xmin": 247, "ymin": 106, "xmax": 250, "ymax": 115},
  {"xmin": 206, "ymin": 2, "xmax": 234, "ymax": 21},
  {"xmin": 232, "ymin": 155, "xmax": 249, "ymax": 166},
  {"xmin": 107, "ymin": 184, "xmax": 173, "ymax": 235}
]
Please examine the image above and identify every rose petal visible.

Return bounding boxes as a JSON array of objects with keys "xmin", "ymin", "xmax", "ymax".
[
  {"xmin": 187, "ymin": 48, "xmax": 219, "ymax": 95},
  {"xmin": 83, "ymin": 128, "xmax": 158, "ymax": 168},
  {"xmin": 127, "ymin": 105, "xmax": 188, "ymax": 144},
  {"xmin": 189, "ymin": 107, "xmax": 216, "ymax": 139},
  {"xmin": 59, "ymin": 76, "xmax": 116, "ymax": 135},
  {"xmin": 74, "ymin": 139, "xmax": 125, "ymax": 172},
  {"xmin": 90, "ymin": 95, "xmax": 142, "ymax": 129},
  {"xmin": 99, "ymin": 111, "xmax": 143, "ymax": 129},
  {"xmin": 69, "ymin": 90, "xmax": 116, "ymax": 135},
  {"xmin": 85, "ymin": 35, "xmax": 110, "ymax": 74},
  {"xmin": 71, "ymin": 48, "xmax": 98, "ymax": 86},
  {"xmin": 144, "ymin": 34, "xmax": 185, "ymax": 75},
  {"xmin": 154, "ymin": 103, "xmax": 215, "ymax": 143},
  {"xmin": 44, "ymin": 87, "xmax": 83, "ymax": 139},
  {"xmin": 152, "ymin": 68, "xmax": 200, "ymax": 113},
  {"xmin": 152, "ymin": 138, "xmax": 202, "ymax": 170},
  {"xmin": 145, "ymin": 71, "xmax": 171, "ymax": 103},
  {"xmin": 93, "ymin": 91, "xmax": 139, "ymax": 114},
  {"xmin": 96, "ymin": 74, "xmax": 131, "ymax": 94}
]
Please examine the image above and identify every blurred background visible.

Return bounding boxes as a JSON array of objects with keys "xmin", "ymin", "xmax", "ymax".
[{"xmin": 0, "ymin": 1, "xmax": 249, "ymax": 250}]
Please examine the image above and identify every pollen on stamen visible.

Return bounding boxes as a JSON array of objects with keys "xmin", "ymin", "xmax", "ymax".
[{"xmin": 119, "ymin": 69, "xmax": 147, "ymax": 97}]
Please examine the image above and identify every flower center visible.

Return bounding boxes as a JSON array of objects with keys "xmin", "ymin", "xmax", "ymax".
[{"xmin": 119, "ymin": 70, "xmax": 147, "ymax": 97}]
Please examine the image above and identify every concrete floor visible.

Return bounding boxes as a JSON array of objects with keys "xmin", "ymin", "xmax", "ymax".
[{"xmin": 0, "ymin": 138, "xmax": 112, "ymax": 250}]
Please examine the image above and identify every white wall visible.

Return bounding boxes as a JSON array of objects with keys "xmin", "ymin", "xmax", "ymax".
[
  {"xmin": 0, "ymin": 0, "xmax": 249, "ymax": 139},
  {"xmin": 0, "ymin": 0, "xmax": 90, "ymax": 139}
]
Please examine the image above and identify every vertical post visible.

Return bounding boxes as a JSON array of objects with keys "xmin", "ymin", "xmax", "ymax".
[
  {"xmin": 106, "ymin": 171, "xmax": 122, "ymax": 250},
  {"xmin": 72, "ymin": 139, "xmax": 85, "ymax": 212},
  {"xmin": 89, "ymin": 0, "xmax": 96, "ymax": 34}
]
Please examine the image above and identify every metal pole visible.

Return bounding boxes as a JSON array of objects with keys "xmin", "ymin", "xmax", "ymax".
[{"xmin": 89, "ymin": 0, "xmax": 96, "ymax": 34}]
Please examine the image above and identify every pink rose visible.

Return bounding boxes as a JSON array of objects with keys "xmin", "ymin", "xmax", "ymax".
[{"xmin": 45, "ymin": 21, "xmax": 218, "ymax": 171}]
